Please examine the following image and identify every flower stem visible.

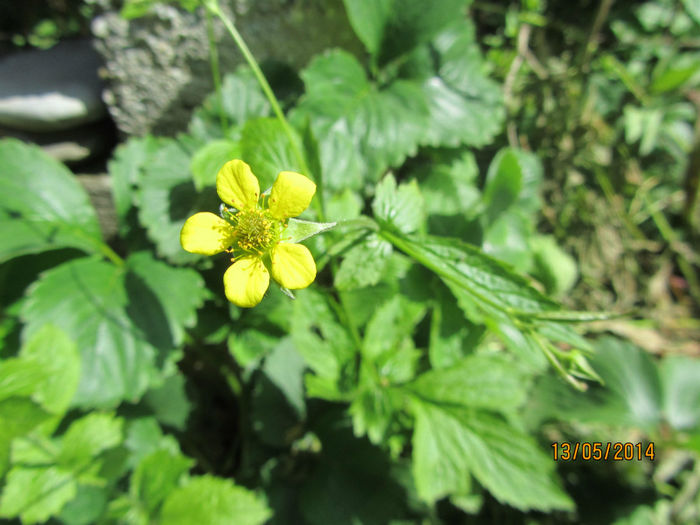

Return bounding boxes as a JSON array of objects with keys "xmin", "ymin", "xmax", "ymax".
[
  {"xmin": 205, "ymin": 8, "xmax": 227, "ymax": 133},
  {"xmin": 206, "ymin": 3, "xmax": 327, "ymax": 219}
]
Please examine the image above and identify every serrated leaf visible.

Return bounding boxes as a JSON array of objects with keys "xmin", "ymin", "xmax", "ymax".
[
  {"xmin": 21, "ymin": 255, "xmax": 204, "ymax": 408},
  {"xmin": 19, "ymin": 325, "xmax": 80, "ymax": 415},
  {"xmin": 159, "ymin": 475, "xmax": 271, "ymax": 525},
  {"xmin": 343, "ymin": 0, "xmax": 469, "ymax": 66},
  {"xmin": 363, "ymin": 295, "xmax": 425, "ymax": 359},
  {"xmin": 0, "ymin": 466, "xmax": 77, "ymax": 523},
  {"xmin": 58, "ymin": 413, "xmax": 123, "ymax": 469},
  {"xmin": 0, "ymin": 139, "xmax": 102, "ymax": 262},
  {"xmin": 125, "ymin": 252, "xmax": 207, "ymax": 351},
  {"xmin": 335, "ymin": 233, "xmax": 393, "ymax": 291},
  {"xmin": 372, "ymin": 174, "xmax": 425, "ymax": 234},
  {"xmin": 240, "ymin": 117, "xmax": 304, "ymax": 191},
  {"xmin": 0, "ymin": 398, "xmax": 49, "ymax": 476},
  {"xmin": 411, "ymin": 403, "xmax": 573, "ymax": 510},
  {"xmin": 131, "ymin": 449, "xmax": 193, "ymax": 514},
  {"xmin": 108, "ymin": 136, "xmax": 167, "ymax": 236},
  {"xmin": 190, "ymin": 140, "xmax": 241, "ymax": 191},
  {"xmin": 294, "ymin": 50, "xmax": 429, "ymax": 182},
  {"xmin": 135, "ymin": 139, "xmax": 210, "ymax": 264},
  {"xmin": 407, "ymin": 354, "xmax": 529, "ymax": 412},
  {"xmin": 429, "ymin": 282, "xmax": 485, "ymax": 368},
  {"xmin": 422, "ymin": 20, "xmax": 504, "ymax": 147},
  {"xmin": 383, "ymin": 231, "xmax": 558, "ymax": 318},
  {"xmin": 291, "ymin": 290, "xmax": 355, "ymax": 389},
  {"xmin": 189, "ymin": 68, "xmax": 270, "ymax": 142},
  {"xmin": 421, "ymin": 151, "xmax": 480, "ymax": 218}
]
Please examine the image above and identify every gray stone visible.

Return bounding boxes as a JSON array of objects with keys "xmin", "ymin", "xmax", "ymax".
[
  {"xmin": 91, "ymin": 0, "xmax": 361, "ymax": 136},
  {"xmin": 0, "ymin": 39, "xmax": 107, "ymax": 132}
]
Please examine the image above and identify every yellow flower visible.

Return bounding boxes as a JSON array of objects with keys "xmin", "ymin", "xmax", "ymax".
[{"xmin": 180, "ymin": 159, "xmax": 317, "ymax": 308}]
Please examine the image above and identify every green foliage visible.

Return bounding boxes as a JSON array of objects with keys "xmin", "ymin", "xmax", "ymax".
[
  {"xmin": 2, "ymin": 0, "xmax": 700, "ymax": 522},
  {"xmin": 0, "ymin": 139, "xmax": 103, "ymax": 262}
]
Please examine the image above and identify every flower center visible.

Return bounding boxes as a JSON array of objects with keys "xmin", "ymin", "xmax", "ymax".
[{"xmin": 234, "ymin": 209, "xmax": 278, "ymax": 255}]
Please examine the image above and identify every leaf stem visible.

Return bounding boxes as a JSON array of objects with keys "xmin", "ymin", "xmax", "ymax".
[{"xmin": 206, "ymin": 2, "xmax": 326, "ymax": 221}]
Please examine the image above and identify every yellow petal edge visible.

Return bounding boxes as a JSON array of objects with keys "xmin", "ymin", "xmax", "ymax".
[
  {"xmin": 224, "ymin": 257, "xmax": 270, "ymax": 307},
  {"xmin": 180, "ymin": 212, "xmax": 235, "ymax": 255},
  {"xmin": 271, "ymin": 243, "xmax": 316, "ymax": 289},
  {"xmin": 268, "ymin": 171, "xmax": 316, "ymax": 219},
  {"xmin": 217, "ymin": 159, "xmax": 260, "ymax": 210}
]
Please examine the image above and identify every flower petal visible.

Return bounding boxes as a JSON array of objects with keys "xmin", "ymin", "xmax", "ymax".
[
  {"xmin": 223, "ymin": 257, "xmax": 270, "ymax": 307},
  {"xmin": 180, "ymin": 212, "xmax": 235, "ymax": 255},
  {"xmin": 216, "ymin": 159, "xmax": 260, "ymax": 210},
  {"xmin": 268, "ymin": 171, "xmax": 316, "ymax": 219},
  {"xmin": 270, "ymin": 243, "xmax": 316, "ymax": 289}
]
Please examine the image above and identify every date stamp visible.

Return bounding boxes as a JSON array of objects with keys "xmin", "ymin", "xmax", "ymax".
[{"xmin": 551, "ymin": 442, "xmax": 655, "ymax": 461}]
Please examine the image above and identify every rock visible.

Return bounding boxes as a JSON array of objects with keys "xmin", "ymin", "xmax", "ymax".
[
  {"xmin": 0, "ymin": 39, "xmax": 107, "ymax": 132},
  {"xmin": 76, "ymin": 173, "xmax": 119, "ymax": 240},
  {"xmin": 91, "ymin": 0, "xmax": 361, "ymax": 136},
  {"xmin": 0, "ymin": 119, "xmax": 116, "ymax": 165}
]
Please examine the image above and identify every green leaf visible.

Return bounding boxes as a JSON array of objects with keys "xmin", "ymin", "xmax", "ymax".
[
  {"xmin": 0, "ymin": 359, "xmax": 51, "ymax": 402},
  {"xmin": 251, "ymin": 338, "xmax": 307, "ymax": 447},
  {"xmin": 108, "ymin": 136, "xmax": 167, "ymax": 236},
  {"xmin": 343, "ymin": 0, "xmax": 469, "ymax": 65},
  {"xmin": 190, "ymin": 140, "xmax": 241, "ymax": 191},
  {"xmin": 411, "ymin": 403, "xmax": 573, "ymax": 510},
  {"xmin": 421, "ymin": 22, "xmax": 504, "ymax": 147},
  {"xmin": 407, "ymin": 354, "xmax": 530, "ymax": 412},
  {"xmin": 429, "ymin": 283, "xmax": 485, "ymax": 368},
  {"xmin": 0, "ymin": 466, "xmax": 77, "ymax": 523},
  {"xmin": 530, "ymin": 337, "xmax": 661, "ymax": 428},
  {"xmin": 21, "ymin": 255, "xmax": 204, "ymax": 408},
  {"xmin": 0, "ymin": 139, "xmax": 102, "ymax": 262},
  {"xmin": 142, "ymin": 374, "xmax": 192, "ymax": 430},
  {"xmin": 682, "ymin": 0, "xmax": 700, "ymax": 25},
  {"xmin": 0, "ymin": 398, "xmax": 50, "ymax": 476},
  {"xmin": 159, "ymin": 475, "xmax": 271, "ymax": 525},
  {"xmin": 291, "ymin": 290, "xmax": 355, "ymax": 394},
  {"xmin": 125, "ymin": 251, "xmax": 207, "ymax": 351},
  {"xmin": 383, "ymin": 231, "xmax": 558, "ymax": 319},
  {"xmin": 189, "ymin": 68, "xmax": 270, "ymax": 142},
  {"xmin": 421, "ymin": 151, "xmax": 480, "ymax": 219},
  {"xmin": 120, "ymin": 0, "xmax": 159, "ymax": 19},
  {"xmin": 372, "ymin": 174, "xmax": 425, "ymax": 234},
  {"xmin": 482, "ymin": 149, "xmax": 524, "ymax": 225},
  {"xmin": 135, "ymin": 139, "xmax": 209, "ymax": 264},
  {"xmin": 335, "ymin": 233, "xmax": 393, "ymax": 291},
  {"xmin": 131, "ymin": 449, "xmax": 193, "ymax": 514},
  {"xmin": 294, "ymin": 50, "xmax": 430, "ymax": 181},
  {"xmin": 660, "ymin": 355, "xmax": 700, "ymax": 431},
  {"xmin": 19, "ymin": 324, "xmax": 80, "ymax": 415},
  {"xmin": 58, "ymin": 485, "xmax": 107, "ymax": 525},
  {"xmin": 530, "ymin": 235, "xmax": 579, "ymax": 295},
  {"xmin": 240, "ymin": 117, "xmax": 303, "ymax": 191},
  {"xmin": 284, "ymin": 218, "xmax": 336, "ymax": 243},
  {"xmin": 58, "ymin": 413, "xmax": 123, "ymax": 469},
  {"xmin": 363, "ymin": 295, "xmax": 425, "ymax": 360},
  {"xmin": 349, "ymin": 379, "xmax": 404, "ymax": 444}
]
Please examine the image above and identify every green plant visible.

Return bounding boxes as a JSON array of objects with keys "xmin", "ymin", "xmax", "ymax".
[{"xmin": 1, "ymin": 0, "xmax": 699, "ymax": 523}]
